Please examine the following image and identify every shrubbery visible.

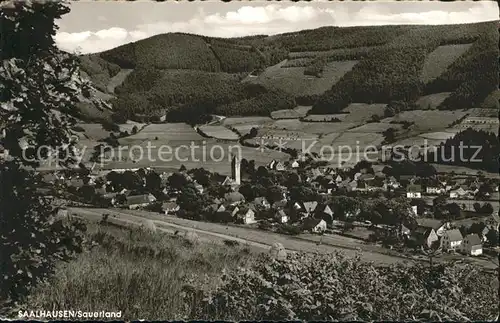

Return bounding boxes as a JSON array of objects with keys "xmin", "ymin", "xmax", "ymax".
[{"xmin": 186, "ymin": 252, "xmax": 498, "ymax": 321}]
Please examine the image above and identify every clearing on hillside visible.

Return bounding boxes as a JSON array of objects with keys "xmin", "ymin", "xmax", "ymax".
[
  {"xmin": 415, "ymin": 92, "xmax": 452, "ymax": 110},
  {"xmin": 245, "ymin": 60, "xmax": 358, "ymax": 97},
  {"xmin": 420, "ymin": 44, "xmax": 473, "ymax": 84}
]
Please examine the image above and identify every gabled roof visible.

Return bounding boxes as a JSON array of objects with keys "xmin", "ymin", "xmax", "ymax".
[
  {"xmin": 303, "ymin": 217, "xmax": 324, "ymax": 229},
  {"xmin": 126, "ymin": 194, "xmax": 153, "ymax": 205},
  {"xmin": 303, "ymin": 201, "xmax": 318, "ymax": 212},
  {"xmin": 445, "ymin": 229, "xmax": 463, "ymax": 242},
  {"xmin": 416, "ymin": 218, "xmax": 445, "ymax": 230},
  {"xmin": 465, "ymin": 233, "xmax": 482, "ymax": 246},
  {"xmin": 407, "ymin": 184, "xmax": 422, "ymax": 192},
  {"xmin": 253, "ymin": 197, "xmax": 269, "ymax": 205},
  {"xmin": 162, "ymin": 202, "xmax": 179, "ymax": 210}
]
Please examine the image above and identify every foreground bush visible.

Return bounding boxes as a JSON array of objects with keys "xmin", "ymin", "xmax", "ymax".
[{"xmin": 187, "ymin": 252, "xmax": 498, "ymax": 321}]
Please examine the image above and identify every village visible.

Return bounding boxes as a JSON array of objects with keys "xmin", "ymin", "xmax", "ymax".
[{"xmin": 39, "ymin": 149, "xmax": 500, "ymax": 265}]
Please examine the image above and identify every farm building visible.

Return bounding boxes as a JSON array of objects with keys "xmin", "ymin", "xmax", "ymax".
[
  {"xmin": 275, "ymin": 209, "xmax": 289, "ymax": 224},
  {"xmin": 440, "ymin": 229, "xmax": 463, "ymax": 251},
  {"xmin": 406, "ymin": 184, "xmax": 422, "ymax": 198},
  {"xmin": 236, "ymin": 207, "xmax": 256, "ymax": 225},
  {"xmin": 461, "ymin": 234, "xmax": 483, "ymax": 256},
  {"xmin": 126, "ymin": 193, "xmax": 156, "ymax": 210},
  {"xmin": 303, "ymin": 218, "xmax": 327, "ymax": 233},
  {"xmin": 412, "ymin": 227, "xmax": 439, "ymax": 249},
  {"xmin": 162, "ymin": 202, "xmax": 180, "ymax": 215}
]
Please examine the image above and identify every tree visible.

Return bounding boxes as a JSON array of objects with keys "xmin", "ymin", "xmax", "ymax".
[
  {"xmin": 1, "ymin": 0, "xmax": 89, "ymax": 310},
  {"xmin": 167, "ymin": 172, "xmax": 188, "ymax": 190},
  {"xmin": 473, "ymin": 202, "xmax": 481, "ymax": 213},
  {"xmin": 480, "ymin": 203, "xmax": 494, "ymax": 215},
  {"xmin": 131, "ymin": 125, "xmax": 138, "ymax": 135}
]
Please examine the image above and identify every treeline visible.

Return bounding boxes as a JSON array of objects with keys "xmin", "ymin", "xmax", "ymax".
[
  {"xmin": 310, "ymin": 46, "xmax": 430, "ymax": 114},
  {"xmin": 209, "ymin": 42, "xmax": 266, "ymax": 73},
  {"xmin": 427, "ymin": 128, "xmax": 499, "ymax": 172}
]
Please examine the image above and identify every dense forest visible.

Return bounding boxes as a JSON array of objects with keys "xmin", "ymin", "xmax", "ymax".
[
  {"xmin": 78, "ymin": 21, "xmax": 498, "ymax": 122},
  {"xmin": 427, "ymin": 128, "xmax": 499, "ymax": 172}
]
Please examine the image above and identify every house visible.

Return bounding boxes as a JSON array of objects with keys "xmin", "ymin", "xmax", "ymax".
[
  {"xmin": 194, "ymin": 183, "xmax": 204, "ymax": 194},
  {"xmin": 126, "ymin": 193, "xmax": 156, "ymax": 210},
  {"xmin": 353, "ymin": 172, "xmax": 362, "ymax": 181},
  {"xmin": 449, "ymin": 187, "xmax": 466, "ymax": 199},
  {"xmin": 235, "ymin": 207, "xmax": 256, "ymax": 224},
  {"xmin": 440, "ymin": 229, "xmax": 463, "ymax": 251},
  {"xmin": 162, "ymin": 202, "xmax": 180, "ymax": 215},
  {"xmin": 412, "ymin": 227, "xmax": 439, "ymax": 249},
  {"xmin": 426, "ymin": 185, "xmax": 444, "ymax": 195},
  {"xmin": 253, "ymin": 197, "xmax": 271, "ymax": 210},
  {"xmin": 303, "ymin": 218, "xmax": 327, "ymax": 233},
  {"xmin": 416, "ymin": 218, "xmax": 450, "ymax": 237},
  {"xmin": 275, "ymin": 209, "xmax": 289, "ymax": 223},
  {"xmin": 335, "ymin": 175, "xmax": 343, "ymax": 183},
  {"xmin": 406, "ymin": 184, "xmax": 422, "ymax": 198},
  {"xmin": 291, "ymin": 160, "xmax": 300, "ymax": 168},
  {"xmin": 461, "ymin": 234, "xmax": 483, "ymax": 256},
  {"xmin": 399, "ymin": 223, "xmax": 411, "ymax": 239},
  {"xmin": 224, "ymin": 191, "xmax": 245, "ymax": 206},
  {"xmin": 272, "ymin": 199, "xmax": 288, "ymax": 210},
  {"xmin": 302, "ymin": 201, "xmax": 318, "ymax": 214},
  {"xmin": 275, "ymin": 161, "xmax": 285, "ymax": 171}
]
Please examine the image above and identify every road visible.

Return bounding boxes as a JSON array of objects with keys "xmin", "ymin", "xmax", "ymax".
[{"xmin": 68, "ymin": 207, "xmax": 499, "ymax": 270}]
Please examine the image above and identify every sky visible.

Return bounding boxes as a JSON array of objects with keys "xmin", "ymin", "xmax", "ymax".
[{"xmin": 55, "ymin": 0, "xmax": 500, "ymax": 54}]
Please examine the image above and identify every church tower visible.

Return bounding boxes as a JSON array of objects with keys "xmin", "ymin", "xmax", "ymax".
[{"xmin": 231, "ymin": 154, "xmax": 241, "ymax": 185}]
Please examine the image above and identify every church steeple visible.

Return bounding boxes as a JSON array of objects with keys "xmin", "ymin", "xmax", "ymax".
[{"xmin": 231, "ymin": 153, "xmax": 241, "ymax": 185}]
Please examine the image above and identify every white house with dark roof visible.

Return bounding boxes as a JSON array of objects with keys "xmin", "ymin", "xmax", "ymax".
[
  {"xmin": 126, "ymin": 193, "xmax": 156, "ymax": 210},
  {"xmin": 406, "ymin": 184, "xmax": 422, "ymax": 198},
  {"xmin": 461, "ymin": 233, "xmax": 483, "ymax": 256},
  {"xmin": 440, "ymin": 229, "xmax": 463, "ymax": 251},
  {"xmin": 275, "ymin": 209, "xmax": 289, "ymax": 224}
]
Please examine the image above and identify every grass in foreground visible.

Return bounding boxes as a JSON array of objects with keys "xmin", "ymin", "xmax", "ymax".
[
  {"xmin": 22, "ymin": 221, "xmax": 498, "ymax": 321},
  {"xmin": 23, "ymin": 222, "xmax": 254, "ymax": 320}
]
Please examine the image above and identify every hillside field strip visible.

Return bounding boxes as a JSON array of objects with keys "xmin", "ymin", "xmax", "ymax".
[
  {"xmin": 420, "ymin": 44, "xmax": 473, "ymax": 84},
  {"xmin": 415, "ymin": 92, "xmax": 452, "ymax": 110},
  {"xmin": 244, "ymin": 59, "xmax": 358, "ymax": 97},
  {"xmin": 198, "ymin": 125, "xmax": 239, "ymax": 140},
  {"xmin": 381, "ymin": 110, "xmax": 469, "ymax": 132}
]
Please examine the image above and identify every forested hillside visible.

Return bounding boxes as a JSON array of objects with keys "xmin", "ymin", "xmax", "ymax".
[{"xmin": 79, "ymin": 21, "xmax": 499, "ymax": 123}]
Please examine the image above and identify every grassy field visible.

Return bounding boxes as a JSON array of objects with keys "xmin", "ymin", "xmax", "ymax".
[
  {"xmin": 245, "ymin": 59, "xmax": 358, "ymax": 97},
  {"xmin": 382, "ymin": 110, "xmax": 469, "ymax": 132},
  {"xmin": 198, "ymin": 125, "xmax": 239, "ymax": 140},
  {"xmin": 420, "ymin": 44, "xmax": 473, "ymax": 83},
  {"xmin": 415, "ymin": 92, "xmax": 452, "ymax": 110},
  {"xmin": 342, "ymin": 103, "xmax": 387, "ymax": 123},
  {"xmin": 270, "ymin": 109, "xmax": 301, "ymax": 119},
  {"xmin": 23, "ymin": 221, "xmax": 254, "ymax": 320}
]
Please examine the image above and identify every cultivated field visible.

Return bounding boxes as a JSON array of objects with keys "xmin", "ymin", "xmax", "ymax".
[
  {"xmin": 270, "ymin": 109, "xmax": 301, "ymax": 119},
  {"xmin": 119, "ymin": 123, "xmax": 205, "ymax": 144},
  {"xmin": 302, "ymin": 114, "xmax": 346, "ymax": 122},
  {"xmin": 342, "ymin": 103, "xmax": 387, "ymax": 123},
  {"xmin": 382, "ymin": 110, "xmax": 469, "ymax": 132},
  {"xmin": 198, "ymin": 125, "xmax": 239, "ymax": 140},
  {"xmin": 346, "ymin": 122, "xmax": 403, "ymax": 133},
  {"xmin": 420, "ymin": 44, "xmax": 473, "ymax": 83}
]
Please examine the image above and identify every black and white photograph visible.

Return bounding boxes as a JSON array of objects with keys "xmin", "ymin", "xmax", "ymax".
[{"xmin": 1, "ymin": 0, "xmax": 499, "ymax": 321}]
